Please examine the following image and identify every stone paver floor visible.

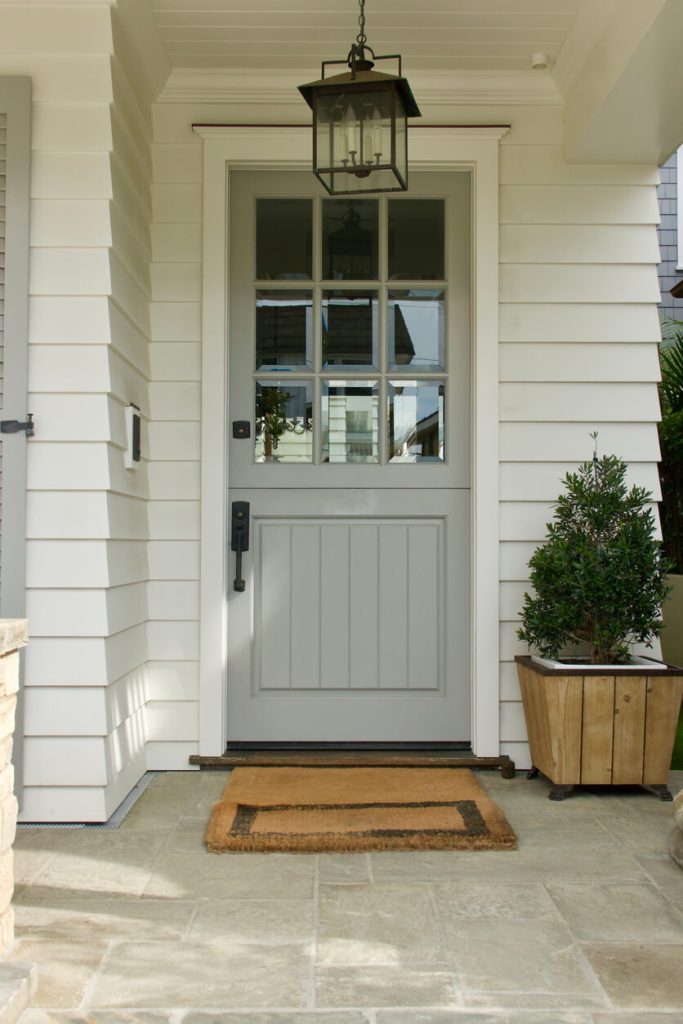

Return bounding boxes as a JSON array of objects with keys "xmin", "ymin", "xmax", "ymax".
[{"xmin": 10, "ymin": 768, "xmax": 683, "ymax": 1023}]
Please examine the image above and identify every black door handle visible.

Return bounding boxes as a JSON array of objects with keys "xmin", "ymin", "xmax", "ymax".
[{"xmin": 231, "ymin": 501, "xmax": 250, "ymax": 592}]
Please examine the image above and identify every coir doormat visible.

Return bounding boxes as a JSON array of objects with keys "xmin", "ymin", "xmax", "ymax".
[{"xmin": 205, "ymin": 767, "xmax": 517, "ymax": 853}]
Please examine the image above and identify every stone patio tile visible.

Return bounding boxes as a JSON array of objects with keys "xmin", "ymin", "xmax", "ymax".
[
  {"xmin": 635, "ymin": 854, "xmax": 683, "ymax": 899},
  {"xmin": 160, "ymin": 818, "xmax": 211, "ymax": 853},
  {"xmin": 317, "ymin": 884, "xmax": 443, "ymax": 965},
  {"xmin": 591, "ymin": 1014, "xmax": 683, "ymax": 1023},
  {"xmin": 20, "ymin": 832, "xmax": 168, "ymax": 900},
  {"xmin": 10, "ymin": 935, "xmax": 108, "ymax": 1008},
  {"xmin": 90, "ymin": 940, "xmax": 310, "ymax": 1009},
  {"xmin": 20, "ymin": 1014, "xmax": 171, "ymax": 1024},
  {"xmin": 431, "ymin": 881, "xmax": 559, "ymax": 920},
  {"xmin": 182, "ymin": 1014, "xmax": 370, "ymax": 1023},
  {"xmin": 443, "ymin": 918, "xmax": 606, "ymax": 1009},
  {"xmin": 597, "ymin": 813, "xmax": 676, "ymax": 855},
  {"xmin": 546, "ymin": 882, "xmax": 683, "ymax": 942},
  {"xmin": 315, "ymin": 965, "xmax": 458, "ymax": 1008},
  {"xmin": 375, "ymin": 1012, "xmax": 591, "ymax": 1023},
  {"xmin": 142, "ymin": 852, "xmax": 315, "ymax": 900},
  {"xmin": 319, "ymin": 854, "xmax": 372, "ymax": 884},
  {"xmin": 371, "ymin": 840, "xmax": 646, "ymax": 884},
  {"xmin": 581, "ymin": 942, "xmax": 683, "ymax": 1010},
  {"xmin": 14, "ymin": 897, "xmax": 195, "ymax": 942},
  {"xmin": 188, "ymin": 898, "xmax": 314, "ymax": 944}
]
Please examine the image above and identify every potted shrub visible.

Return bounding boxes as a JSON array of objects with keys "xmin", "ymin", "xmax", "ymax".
[{"xmin": 515, "ymin": 440, "xmax": 683, "ymax": 800}]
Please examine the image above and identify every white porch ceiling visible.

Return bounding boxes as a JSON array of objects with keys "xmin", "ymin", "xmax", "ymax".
[{"xmin": 147, "ymin": 0, "xmax": 581, "ymax": 73}]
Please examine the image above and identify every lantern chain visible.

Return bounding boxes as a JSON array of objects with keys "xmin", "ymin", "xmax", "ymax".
[{"xmin": 357, "ymin": 0, "xmax": 367, "ymax": 47}]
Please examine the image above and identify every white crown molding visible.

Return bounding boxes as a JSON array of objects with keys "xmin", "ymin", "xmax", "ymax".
[{"xmin": 158, "ymin": 67, "xmax": 561, "ymax": 108}]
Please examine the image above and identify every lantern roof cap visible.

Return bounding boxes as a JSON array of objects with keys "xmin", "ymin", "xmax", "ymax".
[{"xmin": 298, "ymin": 67, "xmax": 421, "ymax": 118}]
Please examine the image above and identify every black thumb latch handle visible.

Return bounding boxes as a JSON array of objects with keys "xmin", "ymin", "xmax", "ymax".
[{"xmin": 231, "ymin": 501, "xmax": 250, "ymax": 592}]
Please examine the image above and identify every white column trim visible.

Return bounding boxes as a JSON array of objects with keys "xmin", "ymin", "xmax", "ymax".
[
  {"xmin": 676, "ymin": 144, "xmax": 683, "ymax": 272},
  {"xmin": 195, "ymin": 123, "xmax": 507, "ymax": 757}
]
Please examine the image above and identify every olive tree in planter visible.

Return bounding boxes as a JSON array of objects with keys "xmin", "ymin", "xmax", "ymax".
[{"xmin": 516, "ymin": 445, "xmax": 683, "ymax": 800}]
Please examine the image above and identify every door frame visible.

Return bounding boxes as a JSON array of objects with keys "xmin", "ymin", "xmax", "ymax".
[{"xmin": 194, "ymin": 123, "xmax": 508, "ymax": 757}]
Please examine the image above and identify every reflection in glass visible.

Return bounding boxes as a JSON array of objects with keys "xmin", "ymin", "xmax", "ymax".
[
  {"xmin": 256, "ymin": 199, "xmax": 312, "ymax": 280},
  {"xmin": 388, "ymin": 199, "xmax": 445, "ymax": 280},
  {"xmin": 389, "ymin": 381, "xmax": 445, "ymax": 462},
  {"xmin": 322, "ymin": 381, "xmax": 378, "ymax": 463},
  {"xmin": 389, "ymin": 290, "xmax": 445, "ymax": 371},
  {"xmin": 256, "ymin": 291, "xmax": 313, "ymax": 369},
  {"xmin": 255, "ymin": 381, "xmax": 312, "ymax": 462},
  {"xmin": 322, "ymin": 290, "xmax": 378, "ymax": 368},
  {"xmin": 323, "ymin": 200, "xmax": 378, "ymax": 280}
]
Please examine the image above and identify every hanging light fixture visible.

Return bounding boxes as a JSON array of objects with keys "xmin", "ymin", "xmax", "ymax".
[{"xmin": 298, "ymin": 0, "xmax": 421, "ymax": 196}]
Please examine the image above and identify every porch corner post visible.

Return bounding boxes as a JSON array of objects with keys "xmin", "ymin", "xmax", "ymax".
[
  {"xmin": 470, "ymin": 130, "xmax": 508, "ymax": 758},
  {"xmin": 197, "ymin": 132, "xmax": 229, "ymax": 755}
]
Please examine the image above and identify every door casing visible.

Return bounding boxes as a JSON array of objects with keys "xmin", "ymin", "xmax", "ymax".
[{"xmin": 194, "ymin": 123, "xmax": 508, "ymax": 757}]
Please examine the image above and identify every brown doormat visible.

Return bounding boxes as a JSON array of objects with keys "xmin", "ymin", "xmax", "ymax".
[{"xmin": 205, "ymin": 766, "xmax": 517, "ymax": 853}]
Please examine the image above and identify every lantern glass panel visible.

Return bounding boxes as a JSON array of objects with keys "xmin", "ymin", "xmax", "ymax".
[{"xmin": 313, "ymin": 84, "xmax": 407, "ymax": 195}]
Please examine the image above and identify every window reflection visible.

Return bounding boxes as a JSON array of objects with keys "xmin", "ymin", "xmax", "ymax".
[
  {"xmin": 256, "ymin": 199, "xmax": 312, "ymax": 280},
  {"xmin": 389, "ymin": 381, "xmax": 445, "ymax": 463},
  {"xmin": 256, "ymin": 291, "xmax": 313, "ymax": 370},
  {"xmin": 388, "ymin": 199, "xmax": 445, "ymax": 280},
  {"xmin": 323, "ymin": 200, "xmax": 378, "ymax": 280},
  {"xmin": 388, "ymin": 290, "xmax": 445, "ymax": 371},
  {"xmin": 255, "ymin": 381, "xmax": 312, "ymax": 463},
  {"xmin": 322, "ymin": 381, "xmax": 379, "ymax": 463},
  {"xmin": 322, "ymin": 290, "xmax": 378, "ymax": 368}
]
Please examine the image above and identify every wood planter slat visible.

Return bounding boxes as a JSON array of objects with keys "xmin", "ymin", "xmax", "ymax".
[{"xmin": 516, "ymin": 656, "xmax": 683, "ymax": 800}]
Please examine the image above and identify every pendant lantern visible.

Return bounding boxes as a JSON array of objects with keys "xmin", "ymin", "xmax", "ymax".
[{"xmin": 298, "ymin": 0, "xmax": 421, "ymax": 195}]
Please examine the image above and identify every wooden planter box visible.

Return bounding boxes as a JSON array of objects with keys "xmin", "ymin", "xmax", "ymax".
[{"xmin": 515, "ymin": 655, "xmax": 683, "ymax": 800}]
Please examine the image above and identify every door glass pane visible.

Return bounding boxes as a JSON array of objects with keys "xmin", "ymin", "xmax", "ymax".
[
  {"xmin": 388, "ymin": 199, "xmax": 445, "ymax": 280},
  {"xmin": 388, "ymin": 380, "xmax": 445, "ymax": 462},
  {"xmin": 256, "ymin": 290, "xmax": 313, "ymax": 370},
  {"xmin": 388, "ymin": 289, "xmax": 445, "ymax": 371},
  {"xmin": 322, "ymin": 290, "xmax": 378, "ymax": 368},
  {"xmin": 322, "ymin": 199, "xmax": 379, "ymax": 280},
  {"xmin": 322, "ymin": 381, "xmax": 379, "ymax": 463},
  {"xmin": 256, "ymin": 199, "xmax": 312, "ymax": 280},
  {"xmin": 255, "ymin": 381, "xmax": 313, "ymax": 463}
]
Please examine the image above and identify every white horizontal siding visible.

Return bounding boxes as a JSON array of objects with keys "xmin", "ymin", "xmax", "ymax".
[
  {"xmin": 498, "ymin": 140, "xmax": 663, "ymax": 757},
  {"xmin": 500, "ymin": 302, "xmax": 661, "ymax": 342},
  {"xmin": 500, "ymin": 343, "xmax": 660, "ymax": 382},
  {"xmin": 500, "ymin": 224, "xmax": 660, "ymax": 265}
]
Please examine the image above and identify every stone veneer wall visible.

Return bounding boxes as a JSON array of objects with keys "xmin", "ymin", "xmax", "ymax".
[{"xmin": 0, "ymin": 620, "xmax": 26, "ymax": 954}]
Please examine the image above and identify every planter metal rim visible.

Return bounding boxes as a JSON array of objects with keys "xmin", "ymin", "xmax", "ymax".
[{"xmin": 515, "ymin": 654, "xmax": 683, "ymax": 676}]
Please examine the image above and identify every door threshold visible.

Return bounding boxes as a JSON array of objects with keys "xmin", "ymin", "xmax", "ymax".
[{"xmin": 189, "ymin": 747, "xmax": 516, "ymax": 777}]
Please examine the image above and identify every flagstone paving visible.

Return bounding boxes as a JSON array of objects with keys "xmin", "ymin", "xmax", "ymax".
[{"xmin": 10, "ymin": 768, "xmax": 683, "ymax": 1023}]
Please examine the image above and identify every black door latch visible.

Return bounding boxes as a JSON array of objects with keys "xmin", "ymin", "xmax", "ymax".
[
  {"xmin": 1, "ymin": 414, "xmax": 34, "ymax": 437},
  {"xmin": 231, "ymin": 501, "xmax": 250, "ymax": 592}
]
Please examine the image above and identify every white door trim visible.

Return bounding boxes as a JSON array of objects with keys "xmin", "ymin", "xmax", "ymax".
[{"xmin": 194, "ymin": 124, "xmax": 507, "ymax": 757}]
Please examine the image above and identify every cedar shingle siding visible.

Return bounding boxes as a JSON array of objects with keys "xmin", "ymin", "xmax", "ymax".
[{"xmin": 657, "ymin": 151, "xmax": 683, "ymax": 321}]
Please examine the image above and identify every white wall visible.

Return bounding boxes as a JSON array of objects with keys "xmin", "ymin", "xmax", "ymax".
[{"xmin": 1, "ymin": 0, "xmax": 166, "ymax": 821}]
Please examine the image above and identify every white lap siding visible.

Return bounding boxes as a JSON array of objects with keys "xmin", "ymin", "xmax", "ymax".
[
  {"xmin": 498, "ymin": 142, "xmax": 662, "ymax": 769},
  {"xmin": 9, "ymin": 1, "xmax": 160, "ymax": 821}
]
